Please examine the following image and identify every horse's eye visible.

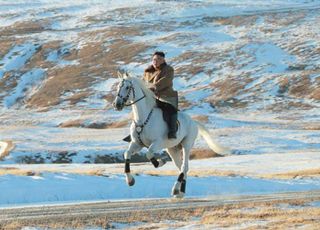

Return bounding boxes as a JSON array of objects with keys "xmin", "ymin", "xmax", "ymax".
[{"xmin": 126, "ymin": 86, "xmax": 130, "ymax": 90}]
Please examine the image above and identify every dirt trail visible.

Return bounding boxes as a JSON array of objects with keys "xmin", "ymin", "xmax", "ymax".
[{"xmin": 1, "ymin": 190, "xmax": 319, "ymax": 229}]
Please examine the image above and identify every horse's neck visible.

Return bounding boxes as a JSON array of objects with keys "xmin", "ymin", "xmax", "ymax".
[{"xmin": 131, "ymin": 87, "xmax": 154, "ymax": 124}]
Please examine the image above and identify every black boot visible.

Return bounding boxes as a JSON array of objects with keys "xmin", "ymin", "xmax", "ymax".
[
  {"xmin": 168, "ymin": 113, "xmax": 177, "ymax": 139},
  {"xmin": 123, "ymin": 135, "xmax": 131, "ymax": 142}
]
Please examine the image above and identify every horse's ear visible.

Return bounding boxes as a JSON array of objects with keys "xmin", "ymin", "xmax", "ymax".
[{"xmin": 117, "ymin": 71, "xmax": 123, "ymax": 79}]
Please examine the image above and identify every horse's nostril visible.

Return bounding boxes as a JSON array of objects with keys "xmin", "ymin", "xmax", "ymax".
[{"xmin": 113, "ymin": 101, "xmax": 123, "ymax": 110}]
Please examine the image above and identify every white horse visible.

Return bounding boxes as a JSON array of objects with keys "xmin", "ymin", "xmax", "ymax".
[{"xmin": 113, "ymin": 72, "xmax": 231, "ymax": 198}]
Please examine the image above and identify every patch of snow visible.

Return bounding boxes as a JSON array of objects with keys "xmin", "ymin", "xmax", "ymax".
[
  {"xmin": 93, "ymin": 78, "xmax": 119, "ymax": 93},
  {"xmin": 309, "ymin": 73, "xmax": 320, "ymax": 83},
  {"xmin": 0, "ymin": 125, "xmax": 128, "ymax": 163},
  {"xmin": 173, "ymin": 76, "xmax": 190, "ymax": 91},
  {"xmin": 46, "ymin": 44, "xmax": 79, "ymax": 67},
  {"xmin": 241, "ymin": 43, "xmax": 296, "ymax": 75},
  {"xmin": 30, "ymin": 175, "xmax": 44, "ymax": 180},
  {"xmin": 184, "ymin": 102, "xmax": 216, "ymax": 115},
  {"xmin": 309, "ymin": 201, "xmax": 320, "ymax": 207},
  {"xmin": 0, "ymin": 172, "xmax": 319, "ymax": 207},
  {"xmin": 110, "ymin": 222, "xmax": 144, "ymax": 230},
  {"xmin": 0, "ymin": 43, "xmax": 40, "ymax": 79},
  {"xmin": 117, "ymin": 62, "xmax": 146, "ymax": 77},
  {"xmin": 3, "ymin": 68, "xmax": 46, "ymax": 108},
  {"xmin": 185, "ymin": 89, "xmax": 212, "ymax": 102},
  {"xmin": 194, "ymin": 25, "xmax": 235, "ymax": 48},
  {"xmin": 144, "ymin": 44, "xmax": 185, "ymax": 60},
  {"xmin": 21, "ymin": 227, "xmax": 42, "ymax": 230}
]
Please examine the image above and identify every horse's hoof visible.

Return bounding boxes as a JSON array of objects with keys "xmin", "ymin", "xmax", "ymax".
[
  {"xmin": 172, "ymin": 189, "xmax": 180, "ymax": 196},
  {"xmin": 127, "ymin": 177, "xmax": 135, "ymax": 186},
  {"xmin": 171, "ymin": 181, "xmax": 180, "ymax": 196},
  {"xmin": 173, "ymin": 193, "xmax": 185, "ymax": 199}
]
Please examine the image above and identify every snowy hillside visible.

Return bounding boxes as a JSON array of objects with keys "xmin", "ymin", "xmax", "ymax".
[
  {"xmin": 0, "ymin": 0, "xmax": 319, "ymax": 164},
  {"xmin": 0, "ymin": 0, "xmax": 319, "ymax": 110},
  {"xmin": 0, "ymin": 1, "xmax": 320, "ymax": 220}
]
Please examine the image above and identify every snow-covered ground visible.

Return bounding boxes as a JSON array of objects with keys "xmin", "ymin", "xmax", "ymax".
[
  {"xmin": 0, "ymin": 172, "xmax": 319, "ymax": 208},
  {"xmin": 0, "ymin": 0, "xmax": 319, "ymax": 209}
]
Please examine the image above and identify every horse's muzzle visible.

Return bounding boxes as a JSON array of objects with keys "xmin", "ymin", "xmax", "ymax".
[{"xmin": 113, "ymin": 98, "xmax": 124, "ymax": 111}]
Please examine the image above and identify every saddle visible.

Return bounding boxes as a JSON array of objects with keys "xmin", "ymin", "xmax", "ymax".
[{"xmin": 122, "ymin": 103, "xmax": 179, "ymax": 142}]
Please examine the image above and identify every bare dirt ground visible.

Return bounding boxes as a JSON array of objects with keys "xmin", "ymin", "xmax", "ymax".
[{"xmin": 0, "ymin": 190, "xmax": 319, "ymax": 229}]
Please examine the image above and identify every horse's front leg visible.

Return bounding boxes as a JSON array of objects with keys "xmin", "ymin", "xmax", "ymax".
[
  {"xmin": 124, "ymin": 142, "xmax": 142, "ymax": 186},
  {"xmin": 172, "ymin": 146, "xmax": 190, "ymax": 198},
  {"xmin": 172, "ymin": 172, "xmax": 187, "ymax": 198},
  {"xmin": 146, "ymin": 142, "xmax": 166, "ymax": 168}
]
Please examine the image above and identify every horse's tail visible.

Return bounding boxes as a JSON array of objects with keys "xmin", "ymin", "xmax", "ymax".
[{"xmin": 195, "ymin": 121, "xmax": 232, "ymax": 156}]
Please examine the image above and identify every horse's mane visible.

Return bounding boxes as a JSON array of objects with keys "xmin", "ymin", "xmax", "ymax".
[{"xmin": 128, "ymin": 76, "xmax": 156, "ymax": 106}]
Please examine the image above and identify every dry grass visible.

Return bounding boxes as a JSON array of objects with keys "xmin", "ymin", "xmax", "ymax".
[
  {"xmin": 1, "ymin": 9, "xmax": 319, "ymax": 112},
  {"xmin": 1, "ymin": 216, "xmax": 112, "ymax": 230},
  {"xmin": 201, "ymin": 201, "xmax": 320, "ymax": 229},
  {"xmin": 190, "ymin": 148, "xmax": 220, "ymax": 160},
  {"xmin": 143, "ymin": 169, "xmax": 240, "ymax": 178},
  {"xmin": 303, "ymin": 123, "xmax": 320, "ymax": 130},
  {"xmin": 0, "ymin": 22, "xmax": 150, "ymax": 109},
  {"xmin": 63, "ymin": 167, "xmax": 320, "ymax": 179},
  {"xmin": 0, "ymin": 20, "xmax": 48, "ymax": 36},
  {"xmin": 214, "ymin": 15, "xmax": 258, "ymax": 27},
  {"xmin": 289, "ymin": 74, "xmax": 312, "ymax": 98},
  {"xmin": 28, "ymin": 64, "xmax": 95, "ymax": 107},
  {"xmin": 266, "ymin": 12, "xmax": 306, "ymax": 27},
  {"xmin": 1, "ymin": 163, "xmax": 319, "ymax": 180},
  {"xmin": 191, "ymin": 115, "xmax": 209, "ymax": 123},
  {"xmin": 58, "ymin": 119, "xmax": 84, "ymax": 128},
  {"xmin": 59, "ymin": 119, "xmax": 129, "ymax": 128},
  {"xmin": 262, "ymin": 168, "xmax": 320, "ymax": 180},
  {"xmin": 208, "ymin": 76, "xmax": 252, "ymax": 108},
  {"xmin": 0, "ymin": 167, "xmax": 110, "ymax": 177},
  {"xmin": 0, "ymin": 40, "xmax": 15, "ymax": 59},
  {"xmin": 0, "ymin": 167, "xmax": 38, "ymax": 176},
  {"xmin": 105, "ymin": 120, "xmax": 129, "ymax": 128},
  {"xmin": 1, "ymin": 195, "xmax": 319, "ymax": 229}
]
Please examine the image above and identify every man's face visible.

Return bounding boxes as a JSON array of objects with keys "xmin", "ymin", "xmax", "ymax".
[{"xmin": 152, "ymin": 55, "xmax": 165, "ymax": 69}]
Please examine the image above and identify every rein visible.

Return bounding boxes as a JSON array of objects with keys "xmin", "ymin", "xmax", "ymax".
[
  {"xmin": 125, "ymin": 93, "xmax": 146, "ymax": 106},
  {"xmin": 117, "ymin": 80, "xmax": 146, "ymax": 106},
  {"xmin": 117, "ymin": 78, "xmax": 152, "ymax": 147},
  {"xmin": 133, "ymin": 108, "xmax": 153, "ymax": 147}
]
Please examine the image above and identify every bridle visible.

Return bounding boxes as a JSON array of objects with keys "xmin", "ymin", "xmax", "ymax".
[
  {"xmin": 117, "ymin": 79, "xmax": 146, "ymax": 106},
  {"xmin": 116, "ymin": 78, "xmax": 152, "ymax": 147}
]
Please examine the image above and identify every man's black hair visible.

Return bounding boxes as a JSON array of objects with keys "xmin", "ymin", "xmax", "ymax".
[{"xmin": 153, "ymin": 51, "xmax": 165, "ymax": 58}]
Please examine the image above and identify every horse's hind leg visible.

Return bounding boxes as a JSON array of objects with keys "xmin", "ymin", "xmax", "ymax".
[
  {"xmin": 171, "ymin": 146, "xmax": 190, "ymax": 198},
  {"xmin": 172, "ymin": 132, "xmax": 197, "ymax": 198},
  {"xmin": 167, "ymin": 146, "xmax": 182, "ymax": 170},
  {"xmin": 167, "ymin": 146, "xmax": 184, "ymax": 197}
]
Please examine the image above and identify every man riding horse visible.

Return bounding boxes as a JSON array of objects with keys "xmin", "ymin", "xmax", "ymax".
[
  {"xmin": 144, "ymin": 51, "xmax": 178, "ymax": 139},
  {"xmin": 124, "ymin": 51, "xmax": 178, "ymax": 141},
  {"xmin": 114, "ymin": 59, "xmax": 231, "ymax": 197}
]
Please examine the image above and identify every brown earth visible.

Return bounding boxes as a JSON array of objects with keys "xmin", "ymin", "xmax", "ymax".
[
  {"xmin": 1, "ymin": 191, "xmax": 319, "ymax": 229},
  {"xmin": 0, "ymin": 9, "xmax": 319, "ymax": 112}
]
